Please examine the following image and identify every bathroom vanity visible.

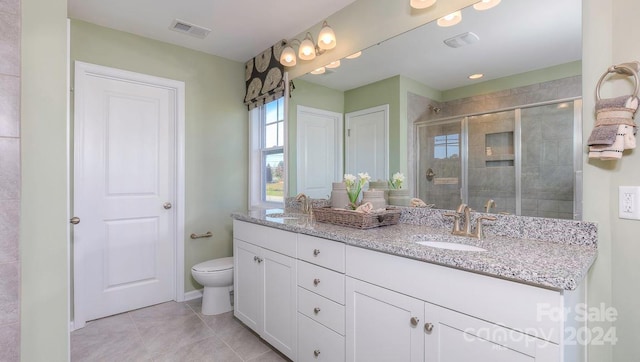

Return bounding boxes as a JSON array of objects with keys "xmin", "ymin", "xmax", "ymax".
[{"xmin": 231, "ymin": 208, "xmax": 597, "ymax": 362}]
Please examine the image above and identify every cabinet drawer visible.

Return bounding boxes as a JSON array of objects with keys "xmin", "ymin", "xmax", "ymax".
[
  {"xmin": 298, "ymin": 287, "xmax": 345, "ymax": 335},
  {"xmin": 297, "ymin": 234, "xmax": 345, "ymax": 272},
  {"xmin": 298, "ymin": 313, "xmax": 345, "ymax": 362},
  {"xmin": 233, "ymin": 220, "xmax": 297, "ymax": 257},
  {"xmin": 298, "ymin": 261, "xmax": 345, "ymax": 304}
]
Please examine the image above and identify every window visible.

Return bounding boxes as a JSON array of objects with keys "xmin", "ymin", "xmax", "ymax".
[
  {"xmin": 249, "ymin": 97, "xmax": 286, "ymax": 208},
  {"xmin": 434, "ymin": 133, "xmax": 459, "ymax": 159}
]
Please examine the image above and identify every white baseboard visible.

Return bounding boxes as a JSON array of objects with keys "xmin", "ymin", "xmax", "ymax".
[{"xmin": 183, "ymin": 289, "xmax": 203, "ymax": 301}]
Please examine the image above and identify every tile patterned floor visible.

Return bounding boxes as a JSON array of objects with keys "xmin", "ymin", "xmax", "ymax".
[{"xmin": 71, "ymin": 299, "xmax": 289, "ymax": 362}]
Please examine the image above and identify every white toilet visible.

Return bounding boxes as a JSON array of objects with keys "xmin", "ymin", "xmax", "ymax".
[{"xmin": 191, "ymin": 257, "xmax": 234, "ymax": 315}]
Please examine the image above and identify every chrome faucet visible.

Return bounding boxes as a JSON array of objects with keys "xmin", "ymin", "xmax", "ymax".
[
  {"xmin": 484, "ymin": 199, "xmax": 496, "ymax": 213},
  {"xmin": 295, "ymin": 193, "xmax": 313, "ymax": 215}
]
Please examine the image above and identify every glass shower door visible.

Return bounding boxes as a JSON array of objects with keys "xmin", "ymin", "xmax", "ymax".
[
  {"xmin": 416, "ymin": 120, "xmax": 462, "ymax": 210},
  {"xmin": 466, "ymin": 110, "xmax": 517, "ymax": 214},
  {"xmin": 520, "ymin": 102, "xmax": 576, "ymax": 219}
]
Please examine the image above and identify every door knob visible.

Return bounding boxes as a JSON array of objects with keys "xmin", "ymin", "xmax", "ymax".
[
  {"xmin": 410, "ymin": 317, "xmax": 419, "ymax": 326},
  {"xmin": 70, "ymin": 217, "xmax": 80, "ymax": 225},
  {"xmin": 313, "ymin": 349, "xmax": 321, "ymax": 357},
  {"xmin": 163, "ymin": 202, "xmax": 172, "ymax": 210},
  {"xmin": 424, "ymin": 322, "xmax": 434, "ymax": 333}
]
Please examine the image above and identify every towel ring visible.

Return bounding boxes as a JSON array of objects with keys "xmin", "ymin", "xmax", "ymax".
[{"xmin": 596, "ymin": 62, "xmax": 640, "ymax": 101}]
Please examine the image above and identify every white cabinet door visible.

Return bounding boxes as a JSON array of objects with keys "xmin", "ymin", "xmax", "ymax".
[
  {"xmin": 234, "ymin": 239, "xmax": 261, "ymax": 331},
  {"xmin": 424, "ymin": 302, "xmax": 552, "ymax": 362},
  {"xmin": 346, "ymin": 277, "xmax": 424, "ymax": 362},
  {"xmin": 261, "ymin": 248, "xmax": 297, "ymax": 360}
]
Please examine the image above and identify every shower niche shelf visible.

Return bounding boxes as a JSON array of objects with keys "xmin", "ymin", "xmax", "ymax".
[{"xmin": 485, "ymin": 131, "xmax": 514, "ymax": 167}]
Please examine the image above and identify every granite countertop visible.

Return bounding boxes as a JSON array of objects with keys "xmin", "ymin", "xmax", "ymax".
[{"xmin": 231, "ymin": 208, "xmax": 598, "ymax": 291}]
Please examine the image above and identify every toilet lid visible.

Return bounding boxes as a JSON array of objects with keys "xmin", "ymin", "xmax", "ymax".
[{"xmin": 192, "ymin": 257, "xmax": 233, "ymax": 272}]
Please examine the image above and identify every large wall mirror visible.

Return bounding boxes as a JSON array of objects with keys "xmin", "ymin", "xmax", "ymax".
[{"xmin": 288, "ymin": 0, "xmax": 582, "ymax": 220}]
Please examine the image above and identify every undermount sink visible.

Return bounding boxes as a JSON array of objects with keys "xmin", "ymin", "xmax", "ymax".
[
  {"xmin": 410, "ymin": 234, "xmax": 487, "ymax": 252},
  {"xmin": 415, "ymin": 241, "xmax": 487, "ymax": 252}
]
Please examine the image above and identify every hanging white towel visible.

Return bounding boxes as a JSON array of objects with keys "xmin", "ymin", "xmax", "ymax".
[{"xmin": 588, "ymin": 125, "xmax": 635, "ymax": 160}]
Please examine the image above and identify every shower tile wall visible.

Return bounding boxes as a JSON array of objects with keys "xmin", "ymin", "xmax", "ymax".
[
  {"xmin": 411, "ymin": 76, "xmax": 580, "ymax": 218},
  {"xmin": 467, "ymin": 111, "xmax": 517, "ymax": 214},
  {"xmin": 521, "ymin": 104, "xmax": 575, "ymax": 219},
  {"xmin": 0, "ymin": 0, "xmax": 21, "ymax": 360},
  {"xmin": 437, "ymin": 76, "xmax": 581, "ymax": 119}
]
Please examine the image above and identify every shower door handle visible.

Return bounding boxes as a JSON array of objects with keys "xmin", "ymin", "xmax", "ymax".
[{"xmin": 426, "ymin": 168, "xmax": 436, "ymax": 181}]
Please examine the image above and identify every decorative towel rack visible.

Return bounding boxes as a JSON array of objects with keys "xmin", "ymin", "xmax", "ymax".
[{"xmin": 596, "ymin": 61, "xmax": 640, "ymax": 100}]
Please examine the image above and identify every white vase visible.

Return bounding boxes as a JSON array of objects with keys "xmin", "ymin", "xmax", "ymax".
[
  {"xmin": 369, "ymin": 180, "xmax": 389, "ymax": 204},
  {"xmin": 330, "ymin": 182, "xmax": 350, "ymax": 209},
  {"xmin": 361, "ymin": 190, "xmax": 386, "ymax": 210},
  {"xmin": 388, "ymin": 189, "xmax": 410, "ymax": 207}
]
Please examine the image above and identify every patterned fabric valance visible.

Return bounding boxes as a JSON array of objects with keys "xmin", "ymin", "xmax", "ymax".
[{"xmin": 244, "ymin": 41, "xmax": 286, "ymax": 110}]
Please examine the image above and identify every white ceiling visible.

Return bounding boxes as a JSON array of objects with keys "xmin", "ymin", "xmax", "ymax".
[
  {"xmin": 68, "ymin": 0, "xmax": 581, "ymax": 92},
  {"xmin": 67, "ymin": 0, "xmax": 356, "ymax": 63},
  {"xmin": 301, "ymin": 0, "xmax": 582, "ymax": 91}
]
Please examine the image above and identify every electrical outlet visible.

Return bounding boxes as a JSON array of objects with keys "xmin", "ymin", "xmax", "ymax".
[{"xmin": 619, "ymin": 186, "xmax": 640, "ymax": 220}]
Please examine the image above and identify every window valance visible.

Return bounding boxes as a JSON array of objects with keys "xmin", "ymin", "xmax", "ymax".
[{"xmin": 244, "ymin": 41, "xmax": 286, "ymax": 110}]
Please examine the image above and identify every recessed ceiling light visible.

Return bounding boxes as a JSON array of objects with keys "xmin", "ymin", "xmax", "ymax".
[
  {"xmin": 437, "ymin": 11, "xmax": 462, "ymax": 27},
  {"xmin": 468, "ymin": 73, "xmax": 484, "ymax": 80},
  {"xmin": 346, "ymin": 51, "xmax": 362, "ymax": 59},
  {"xmin": 310, "ymin": 67, "xmax": 326, "ymax": 75},
  {"xmin": 473, "ymin": 0, "xmax": 501, "ymax": 11}
]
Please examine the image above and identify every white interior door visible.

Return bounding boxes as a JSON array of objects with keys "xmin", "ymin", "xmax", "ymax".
[
  {"xmin": 345, "ymin": 105, "xmax": 389, "ymax": 181},
  {"xmin": 73, "ymin": 62, "xmax": 184, "ymax": 328},
  {"xmin": 296, "ymin": 106, "xmax": 343, "ymax": 198}
]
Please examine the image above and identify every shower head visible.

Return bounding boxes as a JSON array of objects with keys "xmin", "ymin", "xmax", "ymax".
[{"xmin": 428, "ymin": 104, "xmax": 441, "ymax": 114}]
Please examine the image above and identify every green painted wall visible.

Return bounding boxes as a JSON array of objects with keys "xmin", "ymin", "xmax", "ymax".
[
  {"xmin": 345, "ymin": 76, "xmax": 401, "ymax": 179},
  {"xmin": 597, "ymin": 0, "xmax": 640, "ymax": 359},
  {"xmin": 70, "ymin": 20, "xmax": 247, "ymax": 293},
  {"xmin": 288, "ymin": 79, "xmax": 344, "ymax": 195},
  {"xmin": 399, "ymin": 76, "xmax": 441, "ymax": 176},
  {"xmin": 21, "ymin": 0, "xmax": 69, "ymax": 360}
]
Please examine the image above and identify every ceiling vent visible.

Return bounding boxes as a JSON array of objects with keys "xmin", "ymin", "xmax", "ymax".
[
  {"xmin": 169, "ymin": 19, "xmax": 211, "ymax": 39},
  {"xmin": 443, "ymin": 32, "xmax": 479, "ymax": 48}
]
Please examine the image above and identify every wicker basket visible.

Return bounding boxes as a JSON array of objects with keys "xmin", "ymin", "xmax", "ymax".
[{"xmin": 313, "ymin": 207, "xmax": 401, "ymax": 229}]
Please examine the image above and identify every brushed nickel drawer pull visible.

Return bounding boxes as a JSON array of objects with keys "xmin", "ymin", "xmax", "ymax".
[
  {"xmin": 313, "ymin": 249, "xmax": 321, "ymax": 256},
  {"xmin": 314, "ymin": 307, "xmax": 321, "ymax": 314},
  {"xmin": 313, "ymin": 278, "xmax": 321, "ymax": 286}
]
